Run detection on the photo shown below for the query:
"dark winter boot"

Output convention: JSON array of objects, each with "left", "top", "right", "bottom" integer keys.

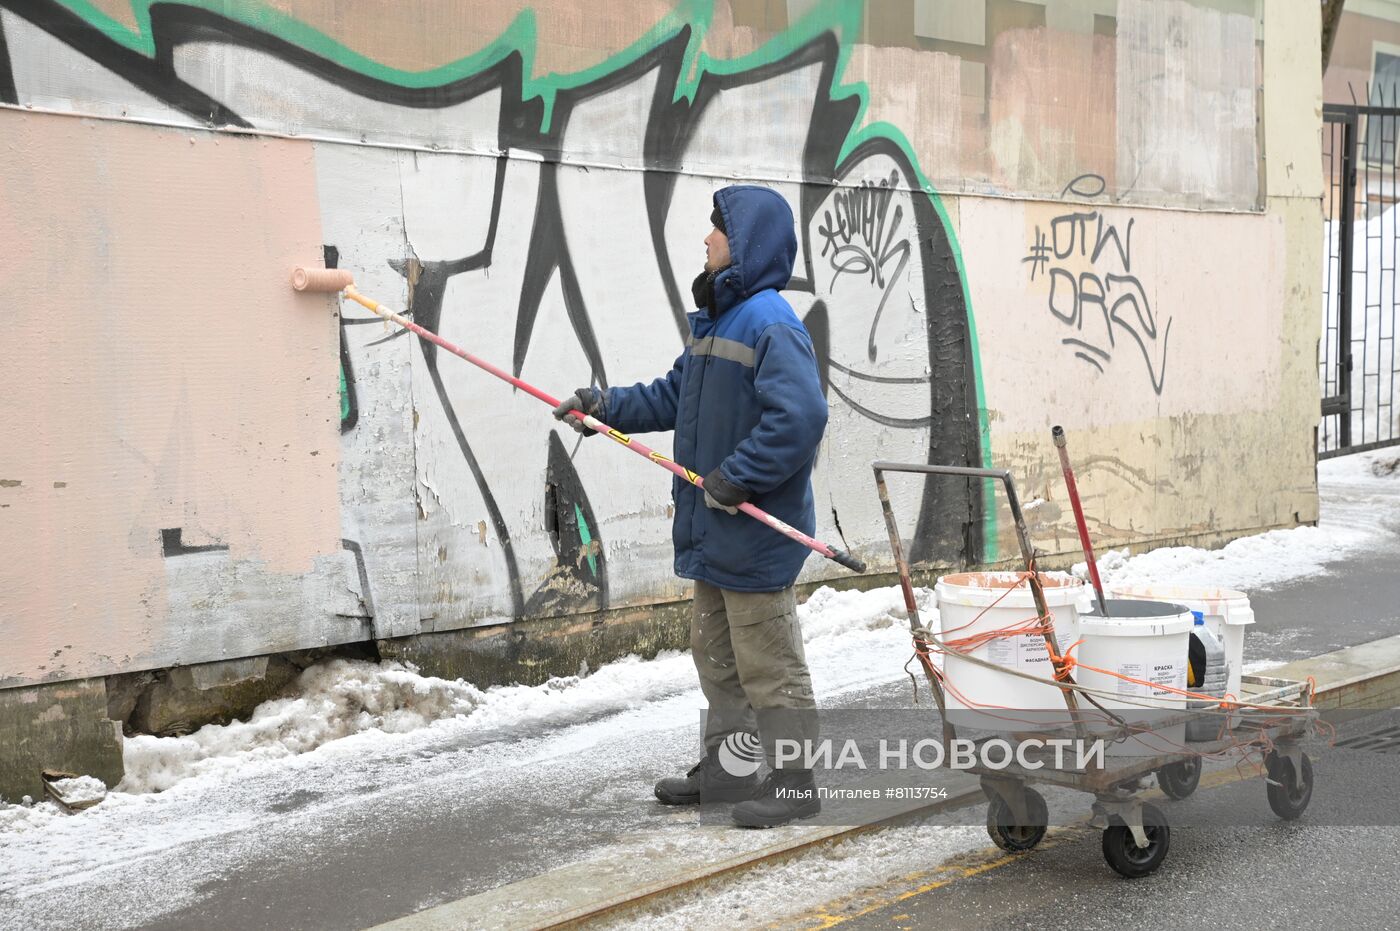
[
  {"left": 653, "top": 747, "right": 761, "bottom": 805},
  {"left": 731, "top": 768, "right": 821, "bottom": 827}
]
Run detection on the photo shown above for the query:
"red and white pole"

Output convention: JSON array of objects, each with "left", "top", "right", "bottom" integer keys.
[{"left": 292, "top": 268, "right": 866, "bottom": 574}]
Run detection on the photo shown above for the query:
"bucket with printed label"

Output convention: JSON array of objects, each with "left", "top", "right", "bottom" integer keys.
[
  {"left": 1108, "top": 583, "right": 1254, "bottom": 703},
  {"left": 1073, "top": 599, "right": 1193, "bottom": 756},
  {"left": 933, "top": 571, "right": 1089, "bottom": 728}
]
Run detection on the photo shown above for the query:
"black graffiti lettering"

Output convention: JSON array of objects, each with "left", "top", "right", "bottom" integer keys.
[
  {"left": 1025, "top": 186, "right": 1167, "bottom": 393},
  {"left": 1092, "top": 217, "right": 1133, "bottom": 272},
  {"left": 1061, "top": 173, "right": 1107, "bottom": 199},
  {"left": 1048, "top": 268, "right": 1078, "bottom": 324},
  {"left": 818, "top": 169, "right": 907, "bottom": 290},
  {"left": 1106, "top": 275, "right": 1170, "bottom": 394},
  {"left": 1023, "top": 226, "right": 1050, "bottom": 281},
  {"left": 1106, "top": 274, "right": 1156, "bottom": 339},
  {"left": 816, "top": 168, "right": 914, "bottom": 363},
  {"left": 1062, "top": 338, "right": 1110, "bottom": 373},
  {"left": 1077, "top": 272, "right": 1112, "bottom": 347},
  {"left": 1050, "top": 212, "right": 1098, "bottom": 260}
]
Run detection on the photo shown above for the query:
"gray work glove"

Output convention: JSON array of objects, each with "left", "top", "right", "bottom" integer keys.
[
  {"left": 551, "top": 387, "right": 604, "bottom": 436},
  {"left": 702, "top": 468, "right": 749, "bottom": 515}
]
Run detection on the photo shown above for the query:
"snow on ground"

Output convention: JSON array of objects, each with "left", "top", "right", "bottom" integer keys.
[
  {"left": 1083, "top": 524, "right": 1373, "bottom": 593},
  {"left": 0, "top": 585, "right": 933, "bottom": 905},
  {"left": 0, "top": 449, "right": 1395, "bottom": 930},
  {"left": 111, "top": 585, "right": 920, "bottom": 798},
  {"left": 597, "top": 823, "right": 991, "bottom": 931}
]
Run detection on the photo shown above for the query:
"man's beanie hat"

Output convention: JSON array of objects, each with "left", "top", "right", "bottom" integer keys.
[{"left": 710, "top": 204, "right": 726, "bottom": 234}]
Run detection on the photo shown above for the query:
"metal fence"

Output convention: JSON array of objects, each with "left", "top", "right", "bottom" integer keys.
[{"left": 1320, "top": 103, "right": 1400, "bottom": 458}]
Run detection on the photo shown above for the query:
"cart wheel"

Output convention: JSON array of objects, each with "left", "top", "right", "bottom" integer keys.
[
  {"left": 1101, "top": 802, "right": 1170, "bottom": 878},
  {"left": 1265, "top": 751, "right": 1314, "bottom": 820},
  {"left": 985, "top": 787, "right": 1048, "bottom": 852},
  {"left": 1155, "top": 758, "right": 1201, "bottom": 800}
]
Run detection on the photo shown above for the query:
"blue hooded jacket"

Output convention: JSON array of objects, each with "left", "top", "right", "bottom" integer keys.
[{"left": 603, "top": 186, "right": 828, "bottom": 592}]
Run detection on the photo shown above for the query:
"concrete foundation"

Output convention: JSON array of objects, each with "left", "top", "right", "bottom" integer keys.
[
  {"left": 0, "top": 677, "right": 124, "bottom": 803},
  {"left": 379, "top": 598, "right": 694, "bottom": 687}
]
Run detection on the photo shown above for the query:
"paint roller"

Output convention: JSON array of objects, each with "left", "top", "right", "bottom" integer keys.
[
  {"left": 291, "top": 267, "right": 356, "bottom": 293},
  {"left": 292, "top": 266, "right": 868, "bottom": 574}
]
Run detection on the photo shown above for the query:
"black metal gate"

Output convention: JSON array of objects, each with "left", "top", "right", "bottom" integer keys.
[{"left": 1321, "top": 103, "right": 1400, "bottom": 458}]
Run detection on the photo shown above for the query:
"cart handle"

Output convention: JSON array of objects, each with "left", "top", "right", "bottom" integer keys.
[{"left": 870, "top": 460, "right": 1081, "bottom": 719}]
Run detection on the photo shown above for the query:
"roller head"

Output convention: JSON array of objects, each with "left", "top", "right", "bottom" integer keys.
[{"left": 291, "top": 267, "right": 355, "bottom": 293}]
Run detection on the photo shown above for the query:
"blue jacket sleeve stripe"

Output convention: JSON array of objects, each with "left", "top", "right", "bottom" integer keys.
[{"left": 719, "top": 324, "right": 828, "bottom": 495}]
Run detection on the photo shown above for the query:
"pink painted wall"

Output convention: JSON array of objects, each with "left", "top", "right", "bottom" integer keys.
[{"left": 0, "top": 110, "right": 341, "bottom": 685}]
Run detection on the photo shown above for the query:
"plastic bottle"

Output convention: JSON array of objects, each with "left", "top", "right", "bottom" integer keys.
[{"left": 1186, "top": 611, "right": 1228, "bottom": 741}]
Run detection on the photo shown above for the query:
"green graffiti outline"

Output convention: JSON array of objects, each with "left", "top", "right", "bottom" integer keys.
[
  {"left": 573, "top": 503, "right": 597, "bottom": 578},
  {"left": 56, "top": 0, "right": 996, "bottom": 559},
  {"left": 338, "top": 362, "right": 350, "bottom": 424}
]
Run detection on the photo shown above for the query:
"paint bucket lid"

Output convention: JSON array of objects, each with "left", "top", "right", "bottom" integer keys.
[
  {"left": 1079, "top": 598, "right": 1194, "bottom": 637},
  {"left": 1108, "top": 583, "right": 1255, "bottom": 625},
  {"left": 935, "top": 571, "right": 1086, "bottom": 609}
]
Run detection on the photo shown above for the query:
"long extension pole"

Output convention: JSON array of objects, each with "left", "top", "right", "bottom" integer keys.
[{"left": 292, "top": 268, "right": 866, "bottom": 574}]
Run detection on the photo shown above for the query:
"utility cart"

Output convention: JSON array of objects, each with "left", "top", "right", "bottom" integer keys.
[{"left": 871, "top": 460, "right": 1318, "bottom": 877}]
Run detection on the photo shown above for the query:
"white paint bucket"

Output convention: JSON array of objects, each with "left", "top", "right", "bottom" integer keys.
[
  {"left": 933, "top": 571, "right": 1088, "bottom": 725},
  {"left": 1108, "top": 584, "right": 1254, "bottom": 701},
  {"left": 1074, "top": 599, "right": 1193, "bottom": 756}
]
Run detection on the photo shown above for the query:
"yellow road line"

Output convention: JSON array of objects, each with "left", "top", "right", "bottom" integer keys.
[{"left": 781, "top": 762, "right": 1263, "bottom": 929}]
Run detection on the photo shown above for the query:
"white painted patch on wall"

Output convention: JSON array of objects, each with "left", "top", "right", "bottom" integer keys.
[
  {"left": 1, "top": 11, "right": 195, "bottom": 124},
  {"left": 1116, "top": 0, "right": 1260, "bottom": 206},
  {"left": 171, "top": 41, "right": 504, "bottom": 152}
]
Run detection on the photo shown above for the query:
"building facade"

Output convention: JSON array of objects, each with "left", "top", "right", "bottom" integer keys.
[{"left": 0, "top": 0, "right": 1323, "bottom": 796}]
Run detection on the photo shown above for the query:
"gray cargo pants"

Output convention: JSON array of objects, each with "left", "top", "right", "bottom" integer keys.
[{"left": 692, "top": 580, "right": 818, "bottom": 769}]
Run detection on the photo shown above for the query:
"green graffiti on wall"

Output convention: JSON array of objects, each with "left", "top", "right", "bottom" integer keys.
[
  {"left": 339, "top": 363, "right": 350, "bottom": 425},
  {"left": 52, "top": 0, "right": 997, "bottom": 561}
]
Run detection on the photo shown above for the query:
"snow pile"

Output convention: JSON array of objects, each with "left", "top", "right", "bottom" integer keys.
[
  {"left": 48, "top": 776, "right": 106, "bottom": 805},
  {"left": 0, "top": 778, "right": 107, "bottom": 833},
  {"left": 0, "top": 797, "right": 57, "bottom": 833},
  {"left": 121, "top": 659, "right": 488, "bottom": 792},
  {"left": 114, "top": 651, "right": 719, "bottom": 795},
  {"left": 1322, "top": 446, "right": 1400, "bottom": 487},
  {"left": 422, "top": 651, "right": 693, "bottom": 734},
  {"left": 797, "top": 584, "right": 933, "bottom": 640},
  {"left": 1077, "top": 522, "right": 1375, "bottom": 592},
  {"left": 108, "top": 589, "right": 923, "bottom": 796}
]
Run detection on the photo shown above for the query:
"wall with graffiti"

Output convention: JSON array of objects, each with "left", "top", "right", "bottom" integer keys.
[{"left": 0, "top": 0, "right": 1322, "bottom": 689}]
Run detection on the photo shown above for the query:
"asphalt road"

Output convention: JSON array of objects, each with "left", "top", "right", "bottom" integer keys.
[
  {"left": 1249, "top": 549, "right": 1400, "bottom": 662},
  {"left": 795, "top": 710, "right": 1400, "bottom": 931}
]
